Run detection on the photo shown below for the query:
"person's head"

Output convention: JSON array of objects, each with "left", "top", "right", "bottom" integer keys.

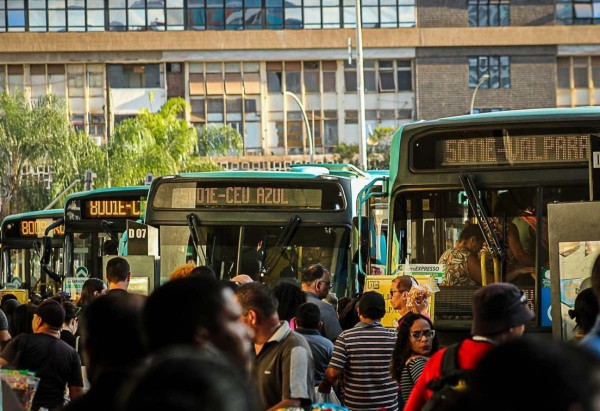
[
  {"left": 592, "top": 253, "right": 600, "bottom": 301},
  {"left": 301, "top": 263, "right": 331, "bottom": 298},
  {"left": 390, "top": 275, "right": 418, "bottom": 311},
  {"left": 1, "top": 294, "right": 18, "bottom": 306},
  {"left": 356, "top": 291, "right": 386, "bottom": 321},
  {"left": 391, "top": 312, "right": 439, "bottom": 382},
  {"left": 82, "top": 292, "right": 146, "bottom": 383},
  {"left": 78, "top": 278, "right": 107, "bottom": 307},
  {"left": 235, "top": 282, "right": 279, "bottom": 334},
  {"left": 118, "top": 347, "right": 259, "bottom": 411},
  {"left": 189, "top": 265, "right": 217, "bottom": 281},
  {"left": 106, "top": 257, "right": 131, "bottom": 286},
  {"left": 337, "top": 297, "right": 351, "bottom": 317},
  {"left": 467, "top": 337, "right": 600, "bottom": 411},
  {"left": 1, "top": 298, "right": 20, "bottom": 317},
  {"left": 103, "top": 239, "right": 119, "bottom": 256},
  {"left": 34, "top": 299, "right": 65, "bottom": 332},
  {"left": 471, "top": 283, "right": 534, "bottom": 341},
  {"left": 12, "top": 303, "right": 36, "bottom": 335},
  {"left": 272, "top": 281, "right": 306, "bottom": 322},
  {"left": 295, "top": 302, "right": 321, "bottom": 330},
  {"left": 168, "top": 263, "right": 197, "bottom": 281},
  {"left": 458, "top": 224, "right": 485, "bottom": 253},
  {"left": 143, "top": 276, "right": 252, "bottom": 371},
  {"left": 569, "top": 287, "right": 599, "bottom": 336},
  {"left": 62, "top": 301, "right": 80, "bottom": 334},
  {"left": 231, "top": 274, "right": 253, "bottom": 285}
]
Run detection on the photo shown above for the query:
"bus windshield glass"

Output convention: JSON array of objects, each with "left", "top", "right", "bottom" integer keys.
[{"left": 159, "top": 224, "right": 348, "bottom": 285}]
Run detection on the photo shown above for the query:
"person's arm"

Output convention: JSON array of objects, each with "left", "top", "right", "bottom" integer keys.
[
  {"left": 68, "top": 385, "right": 83, "bottom": 400},
  {"left": 321, "top": 303, "right": 342, "bottom": 341},
  {"left": 467, "top": 253, "right": 493, "bottom": 286},
  {"left": 506, "top": 223, "right": 535, "bottom": 267}
]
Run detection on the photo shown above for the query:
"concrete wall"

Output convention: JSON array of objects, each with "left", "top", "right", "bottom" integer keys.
[{"left": 416, "top": 46, "right": 557, "bottom": 120}]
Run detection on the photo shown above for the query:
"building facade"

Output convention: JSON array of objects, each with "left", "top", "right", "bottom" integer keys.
[{"left": 0, "top": 1, "right": 599, "bottom": 166}]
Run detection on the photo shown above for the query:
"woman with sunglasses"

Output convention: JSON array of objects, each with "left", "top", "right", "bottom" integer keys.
[{"left": 390, "top": 313, "right": 439, "bottom": 410}]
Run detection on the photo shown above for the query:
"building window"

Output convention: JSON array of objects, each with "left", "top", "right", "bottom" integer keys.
[
  {"left": 557, "top": 0, "right": 600, "bottom": 25},
  {"left": 468, "top": 0, "right": 509, "bottom": 27},
  {"left": 556, "top": 56, "right": 600, "bottom": 107},
  {"left": 345, "top": 59, "right": 413, "bottom": 93},
  {"left": 108, "top": 64, "right": 161, "bottom": 88},
  {"left": 469, "top": 56, "right": 510, "bottom": 89}
]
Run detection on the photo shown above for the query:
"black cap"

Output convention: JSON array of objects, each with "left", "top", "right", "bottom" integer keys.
[{"left": 471, "top": 283, "right": 534, "bottom": 336}]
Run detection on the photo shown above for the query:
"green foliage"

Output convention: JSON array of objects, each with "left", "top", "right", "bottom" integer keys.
[
  {"left": 106, "top": 98, "right": 197, "bottom": 186},
  {"left": 0, "top": 92, "right": 76, "bottom": 217},
  {"left": 332, "top": 125, "right": 395, "bottom": 170},
  {"left": 196, "top": 124, "right": 243, "bottom": 157}
]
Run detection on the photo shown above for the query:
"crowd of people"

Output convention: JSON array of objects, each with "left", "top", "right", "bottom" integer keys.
[{"left": 0, "top": 252, "right": 599, "bottom": 411}]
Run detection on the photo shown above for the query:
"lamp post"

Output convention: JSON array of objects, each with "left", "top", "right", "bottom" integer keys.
[
  {"left": 284, "top": 91, "right": 314, "bottom": 162},
  {"left": 355, "top": 0, "right": 367, "bottom": 170},
  {"left": 469, "top": 74, "right": 490, "bottom": 115}
]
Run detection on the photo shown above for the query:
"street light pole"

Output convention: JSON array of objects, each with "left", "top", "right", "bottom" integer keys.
[
  {"left": 355, "top": 0, "right": 367, "bottom": 170},
  {"left": 469, "top": 74, "right": 490, "bottom": 115},
  {"left": 284, "top": 91, "right": 314, "bottom": 162}
]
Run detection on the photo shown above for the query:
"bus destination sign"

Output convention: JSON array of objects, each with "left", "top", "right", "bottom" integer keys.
[
  {"left": 196, "top": 186, "right": 322, "bottom": 208},
  {"left": 3, "top": 218, "right": 64, "bottom": 239},
  {"left": 441, "top": 135, "right": 589, "bottom": 167},
  {"left": 83, "top": 200, "right": 142, "bottom": 219}
]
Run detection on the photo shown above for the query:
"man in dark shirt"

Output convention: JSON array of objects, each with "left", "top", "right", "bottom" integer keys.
[
  {"left": 0, "top": 299, "right": 83, "bottom": 411},
  {"left": 300, "top": 264, "right": 342, "bottom": 341},
  {"left": 106, "top": 256, "right": 130, "bottom": 294},
  {"left": 294, "top": 302, "right": 333, "bottom": 385}
]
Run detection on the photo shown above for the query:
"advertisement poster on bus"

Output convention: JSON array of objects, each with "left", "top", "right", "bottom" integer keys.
[
  {"left": 364, "top": 274, "right": 437, "bottom": 329},
  {"left": 558, "top": 241, "right": 600, "bottom": 340}
]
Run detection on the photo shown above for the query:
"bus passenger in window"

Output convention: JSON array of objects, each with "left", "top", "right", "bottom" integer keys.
[{"left": 438, "top": 224, "right": 486, "bottom": 286}]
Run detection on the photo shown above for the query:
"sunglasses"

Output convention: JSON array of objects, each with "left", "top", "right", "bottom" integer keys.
[{"left": 409, "top": 329, "right": 435, "bottom": 340}]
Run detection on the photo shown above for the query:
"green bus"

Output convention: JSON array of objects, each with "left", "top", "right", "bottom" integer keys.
[
  {"left": 60, "top": 186, "right": 149, "bottom": 279},
  {"left": 145, "top": 164, "right": 383, "bottom": 296},
  {"left": 386, "top": 107, "right": 597, "bottom": 341},
  {"left": 1, "top": 209, "right": 65, "bottom": 293}
]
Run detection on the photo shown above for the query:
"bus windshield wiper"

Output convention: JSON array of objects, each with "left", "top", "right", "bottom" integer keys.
[
  {"left": 263, "top": 215, "right": 302, "bottom": 276},
  {"left": 186, "top": 213, "right": 209, "bottom": 267},
  {"left": 459, "top": 173, "right": 505, "bottom": 259}
]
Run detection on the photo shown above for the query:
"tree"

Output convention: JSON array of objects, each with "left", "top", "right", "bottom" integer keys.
[
  {"left": 0, "top": 92, "right": 72, "bottom": 219},
  {"left": 182, "top": 124, "right": 243, "bottom": 173},
  {"left": 105, "top": 98, "right": 198, "bottom": 187},
  {"left": 332, "top": 125, "right": 396, "bottom": 170},
  {"left": 106, "top": 99, "right": 244, "bottom": 185}
]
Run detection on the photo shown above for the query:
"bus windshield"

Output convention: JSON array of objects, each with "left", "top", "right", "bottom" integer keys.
[{"left": 160, "top": 224, "right": 348, "bottom": 286}]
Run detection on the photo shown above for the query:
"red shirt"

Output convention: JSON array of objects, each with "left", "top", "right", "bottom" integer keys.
[{"left": 403, "top": 338, "right": 494, "bottom": 411}]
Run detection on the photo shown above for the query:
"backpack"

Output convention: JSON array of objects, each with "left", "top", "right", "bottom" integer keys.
[
  {"left": 338, "top": 294, "right": 361, "bottom": 330},
  {"left": 422, "top": 342, "right": 471, "bottom": 411}
]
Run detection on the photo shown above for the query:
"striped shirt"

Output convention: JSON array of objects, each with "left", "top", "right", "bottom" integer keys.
[
  {"left": 399, "top": 356, "right": 427, "bottom": 408},
  {"left": 329, "top": 322, "right": 399, "bottom": 411}
]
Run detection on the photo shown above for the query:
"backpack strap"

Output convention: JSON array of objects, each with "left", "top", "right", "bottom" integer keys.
[{"left": 440, "top": 342, "right": 462, "bottom": 375}]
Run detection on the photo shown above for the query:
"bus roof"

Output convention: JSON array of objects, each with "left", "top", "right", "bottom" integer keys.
[
  {"left": 2, "top": 209, "right": 63, "bottom": 224},
  {"left": 407, "top": 106, "right": 600, "bottom": 129},
  {"left": 64, "top": 185, "right": 149, "bottom": 204}
]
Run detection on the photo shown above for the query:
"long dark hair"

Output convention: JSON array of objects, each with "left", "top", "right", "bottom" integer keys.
[
  {"left": 390, "top": 312, "right": 439, "bottom": 382},
  {"left": 272, "top": 282, "right": 306, "bottom": 322},
  {"left": 77, "top": 278, "right": 106, "bottom": 308}
]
